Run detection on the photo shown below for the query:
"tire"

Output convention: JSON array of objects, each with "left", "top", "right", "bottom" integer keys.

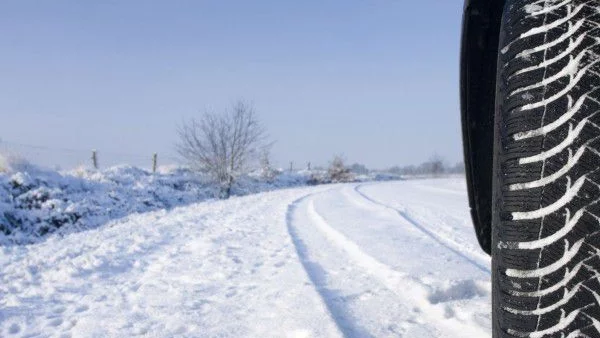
[{"left": 493, "top": 1, "right": 600, "bottom": 337}]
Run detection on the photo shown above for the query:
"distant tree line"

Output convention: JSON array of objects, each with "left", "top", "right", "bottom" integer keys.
[
  {"left": 316, "top": 154, "right": 465, "bottom": 182},
  {"left": 386, "top": 156, "right": 465, "bottom": 176},
  {"left": 342, "top": 155, "right": 466, "bottom": 177}
]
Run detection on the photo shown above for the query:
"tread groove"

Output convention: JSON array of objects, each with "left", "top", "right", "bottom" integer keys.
[{"left": 494, "top": 1, "right": 600, "bottom": 336}]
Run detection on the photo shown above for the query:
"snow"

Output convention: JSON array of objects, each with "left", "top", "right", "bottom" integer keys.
[
  {"left": 0, "top": 177, "right": 491, "bottom": 337},
  {"left": 524, "top": 3, "right": 544, "bottom": 14},
  {"left": 0, "top": 161, "right": 329, "bottom": 245},
  {"left": 0, "top": 158, "right": 401, "bottom": 246}
]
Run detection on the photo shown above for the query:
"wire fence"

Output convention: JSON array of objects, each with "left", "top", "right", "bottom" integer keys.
[
  {"left": 0, "top": 139, "right": 315, "bottom": 174},
  {"left": 0, "top": 139, "right": 462, "bottom": 175},
  {"left": 0, "top": 139, "right": 181, "bottom": 171}
]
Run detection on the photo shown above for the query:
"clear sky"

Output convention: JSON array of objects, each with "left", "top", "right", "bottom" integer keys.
[{"left": 0, "top": 0, "right": 464, "bottom": 170}]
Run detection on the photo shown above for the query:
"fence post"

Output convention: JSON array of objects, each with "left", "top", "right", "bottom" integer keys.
[
  {"left": 91, "top": 150, "right": 98, "bottom": 169},
  {"left": 307, "top": 162, "right": 311, "bottom": 171},
  {"left": 289, "top": 161, "right": 293, "bottom": 172},
  {"left": 152, "top": 153, "right": 158, "bottom": 173}
]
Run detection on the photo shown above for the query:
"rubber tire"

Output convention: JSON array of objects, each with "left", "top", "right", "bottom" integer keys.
[{"left": 493, "top": 1, "right": 600, "bottom": 337}]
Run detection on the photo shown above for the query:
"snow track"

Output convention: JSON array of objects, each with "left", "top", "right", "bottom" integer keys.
[
  {"left": 286, "top": 180, "right": 490, "bottom": 337},
  {"left": 352, "top": 184, "right": 490, "bottom": 274},
  {"left": 0, "top": 178, "right": 490, "bottom": 337}
]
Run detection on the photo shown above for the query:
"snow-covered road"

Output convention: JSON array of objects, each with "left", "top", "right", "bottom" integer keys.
[{"left": 0, "top": 179, "right": 491, "bottom": 337}]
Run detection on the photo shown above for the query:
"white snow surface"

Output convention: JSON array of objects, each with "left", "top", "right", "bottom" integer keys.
[
  {"left": 0, "top": 162, "right": 332, "bottom": 245},
  {"left": 0, "top": 178, "right": 491, "bottom": 337}
]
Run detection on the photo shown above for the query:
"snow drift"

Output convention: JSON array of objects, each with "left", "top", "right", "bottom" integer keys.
[
  {"left": 0, "top": 156, "right": 399, "bottom": 245},
  {"left": 0, "top": 161, "right": 316, "bottom": 245}
]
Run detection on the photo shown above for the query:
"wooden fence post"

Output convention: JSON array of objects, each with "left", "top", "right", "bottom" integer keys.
[
  {"left": 152, "top": 153, "right": 158, "bottom": 173},
  {"left": 91, "top": 150, "right": 98, "bottom": 169}
]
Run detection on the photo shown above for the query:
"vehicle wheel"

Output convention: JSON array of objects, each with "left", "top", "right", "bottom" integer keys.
[{"left": 493, "top": 0, "right": 600, "bottom": 337}]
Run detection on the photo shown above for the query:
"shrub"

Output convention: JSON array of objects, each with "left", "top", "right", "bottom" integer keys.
[{"left": 327, "top": 155, "right": 354, "bottom": 183}]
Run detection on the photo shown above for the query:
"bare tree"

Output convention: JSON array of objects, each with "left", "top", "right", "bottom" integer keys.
[
  {"left": 418, "top": 154, "right": 445, "bottom": 176},
  {"left": 349, "top": 163, "right": 369, "bottom": 175},
  {"left": 449, "top": 161, "right": 465, "bottom": 174},
  {"left": 429, "top": 154, "right": 445, "bottom": 176},
  {"left": 177, "top": 101, "right": 269, "bottom": 198},
  {"left": 328, "top": 155, "right": 354, "bottom": 183}
]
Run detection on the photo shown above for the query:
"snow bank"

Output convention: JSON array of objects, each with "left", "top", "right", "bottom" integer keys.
[
  {"left": 0, "top": 162, "right": 316, "bottom": 245},
  {"left": 0, "top": 155, "right": 403, "bottom": 246}
]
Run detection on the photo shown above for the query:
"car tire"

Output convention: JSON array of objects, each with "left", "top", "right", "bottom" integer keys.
[{"left": 493, "top": 0, "right": 600, "bottom": 337}]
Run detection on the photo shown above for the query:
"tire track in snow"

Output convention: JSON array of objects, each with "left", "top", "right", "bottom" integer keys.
[
  {"left": 353, "top": 184, "right": 491, "bottom": 275},
  {"left": 300, "top": 195, "right": 487, "bottom": 337},
  {"left": 285, "top": 192, "right": 370, "bottom": 338}
]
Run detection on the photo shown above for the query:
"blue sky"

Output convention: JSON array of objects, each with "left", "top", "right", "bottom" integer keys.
[{"left": 0, "top": 1, "right": 464, "bottom": 170}]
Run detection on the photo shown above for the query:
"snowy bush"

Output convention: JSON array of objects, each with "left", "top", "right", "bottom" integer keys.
[
  {"left": 305, "top": 171, "right": 328, "bottom": 185},
  {"left": 259, "top": 150, "right": 279, "bottom": 182},
  {"left": 0, "top": 165, "right": 215, "bottom": 245},
  {"left": 327, "top": 155, "right": 354, "bottom": 183},
  {"left": 0, "top": 154, "right": 6, "bottom": 173},
  {"left": 0, "top": 155, "right": 402, "bottom": 245},
  {"left": 0, "top": 163, "right": 316, "bottom": 245}
]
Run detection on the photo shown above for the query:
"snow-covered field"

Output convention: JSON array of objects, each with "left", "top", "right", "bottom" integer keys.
[{"left": 0, "top": 178, "right": 491, "bottom": 337}]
